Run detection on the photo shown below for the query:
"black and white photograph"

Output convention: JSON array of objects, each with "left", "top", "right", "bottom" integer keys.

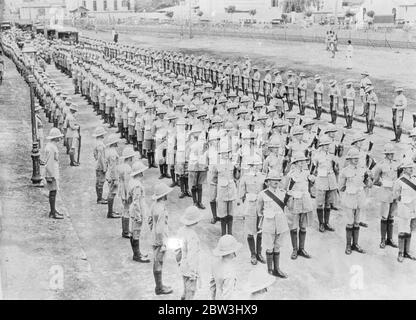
[{"left": 0, "top": 0, "right": 416, "bottom": 303}]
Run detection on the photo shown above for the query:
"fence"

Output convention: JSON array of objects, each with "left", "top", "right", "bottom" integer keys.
[{"left": 82, "top": 21, "right": 416, "bottom": 50}]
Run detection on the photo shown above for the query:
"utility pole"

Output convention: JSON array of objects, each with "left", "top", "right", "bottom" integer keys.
[{"left": 189, "top": 0, "right": 193, "bottom": 39}]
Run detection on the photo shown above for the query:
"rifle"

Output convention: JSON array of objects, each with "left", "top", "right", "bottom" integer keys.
[
  {"left": 297, "top": 88, "right": 302, "bottom": 113},
  {"left": 77, "top": 126, "right": 81, "bottom": 164},
  {"left": 284, "top": 178, "right": 296, "bottom": 205},
  {"left": 335, "top": 132, "right": 346, "bottom": 157},
  {"left": 413, "top": 114, "right": 416, "bottom": 128},
  {"left": 366, "top": 141, "right": 375, "bottom": 169},
  {"left": 309, "top": 127, "right": 321, "bottom": 149},
  {"left": 308, "top": 163, "right": 316, "bottom": 197}
]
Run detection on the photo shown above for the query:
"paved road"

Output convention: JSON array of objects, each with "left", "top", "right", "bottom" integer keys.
[{"left": 1, "top": 56, "right": 416, "bottom": 299}]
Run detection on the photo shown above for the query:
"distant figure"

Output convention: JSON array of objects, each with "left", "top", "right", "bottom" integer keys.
[
  {"left": 111, "top": 27, "right": 118, "bottom": 43},
  {"left": 346, "top": 40, "right": 353, "bottom": 69}
]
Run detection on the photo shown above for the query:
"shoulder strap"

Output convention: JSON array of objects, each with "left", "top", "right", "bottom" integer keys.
[
  {"left": 400, "top": 177, "right": 416, "bottom": 191},
  {"left": 264, "top": 189, "right": 286, "bottom": 211}
]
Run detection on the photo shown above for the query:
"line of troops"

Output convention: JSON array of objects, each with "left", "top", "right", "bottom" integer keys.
[{"left": 3, "top": 30, "right": 416, "bottom": 299}]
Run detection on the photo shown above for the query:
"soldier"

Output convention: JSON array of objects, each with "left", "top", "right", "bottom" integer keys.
[
  {"left": 127, "top": 160, "right": 151, "bottom": 263},
  {"left": 252, "top": 66, "right": 261, "bottom": 101},
  {"left": 105, "top": 133, "right": 122, "bottom": 219},
  {"left": 176, "top": 118, "right": 192, "bottom": 199},
  {"left": 188, "top": 125, "right": 208, "bottom": 209},
  {"left": 313, "top": 75, "right": 324, "bottom": 120},
  {"left": 311, "top": 137, "right": 337, "bottom": 232},
  {"left": 149, "top": 183, "right": 174, "bottom": 295},
  {"left": 118, "top": 146, "right": 137, "bottom": 238},
  {"left": 271, "top": 79, "right": 286, "bottom": 117},
  {"left": 210, "top": 235, "right": 241, "bottom": 300},
  {"left": 391, "top": 87, "right": 407, "bottom": 143},
  {"left": 328, "top": 80, "right": 341, "bottom": 124},
  {"left": 143, "top": 104, "right": 157, "bottom": 168},
  {"left": 339, "top": 148, "right": 367, "bottom": 255},
  {"left": 175, "top": 206, "right": 202, "bottom": 300},
  {"left": 343, "top": 79, "right": 355, "bottom": 129},
  {"left": 359, "top": 71, "right": 372, "bottom": 116},
  {"left": 263, "top": 137, "right": 284, "bottom": 175},
  {"left": 66, "top": 104, "right": 80, "bottom": 167},
  {"left": 393, "top": 160, "right": 416, "bottom": 262},
  {"left": 231, "top": 62, "right": 240, "bottom": 95},
  {"left": 364, "top": 86, "right": 377, "bottom": 135},
  {"left": 166, "top": 113, "right": 178, "bottom": 187},
  {"left": 373, "top": 143, "right": 399, "bottom": 249},
  {"left": 154, "top": 106, "right": 169, "bottom": 179},
  {"left": 44, "top": 128, "right": 64, "bottom": 220},
  {"left": 297, "top": 73, "right": 307, "bottom": 115},
  {"left": 263, "top": 68, "right": 272, "bottom": 105},
  {"left": 239, "top": 155, "right": 266, "bottom": 265},
  {"left": 211, "top": 142, "right": 237, "bottom": 235},
  {"left": 285, "top": 153, "right": 314, "bottom": 260},
  {"left": 257, "top": 170, "right": 289, "bottom": 278},
  {"left": 93, "top": 126, "right": 108, "bottom": 205},
  {"left": 285, "top": 70, "right": 296, "bottom": 112}
]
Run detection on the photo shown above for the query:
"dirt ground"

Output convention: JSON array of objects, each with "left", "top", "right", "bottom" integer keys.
[
  {"left": 84, "top": 29, "right": 416, "bottom": 131},
  {"left": 1, "top": 41, "right": 416, "bottom": 300}
]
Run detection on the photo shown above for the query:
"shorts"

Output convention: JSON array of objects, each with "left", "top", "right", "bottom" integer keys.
[
  {"left": 96, "top": 170, "right": 106, "bottom": 186},
  {"left": 121, "top": 199, "right": 130, "bottom": 218},
  {"left": 379, "top": 201, "right": 397, "bottom": 219},
  {"left": 244, "top": 215, "right": 258, "bottom": 236},
  {"left": 344, "top": 208, "right": 361, "bottom": 226},
  {"left": 188, "top": 171, "right": 207, "bottom": 186},
  {"left": 153, "top": 245, "right": 166, "bottom": 272},
  {"left": 286, "top": 212, "right": 312, "bottom": 230},
  {"left": 217, "top": 200, "right": 234, "bottom": 219},
  {"left": 130, "top": 219, "right": 142, "bottom": 240},
  {"left": 45, "top": 177, "right": 58, "bottom": 191},
  {"left": 108, "top": 179, "right": 118, "bottom": 196},
  {"left": 263, "top": 232, "right": 282, "bottom": 252},
  {"left": 315, "top": 189, "right": 337, "bottom": 209},
  {"left": 143, "top": 139, "right": 155, "bottom": 151}
]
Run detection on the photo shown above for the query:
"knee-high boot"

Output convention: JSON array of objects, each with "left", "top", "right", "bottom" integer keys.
[
  {"left": 380, "top": 219, "right": 388, "bottom": 248},
  {"left": 290, "top": 229, "right": 298, "bottom": 259},
  {"left": 247, "top": 235, "right": 257, "bottom": 265},
  {"left": 209, "top": 201, "right": 217, "bottom": 224},
  {"left": 386, "top": 218, "right": 398, "bottom": 248},
  {"left": 272, "top": 251, "right": 287, "bottom": 278},
  {"left": 220, "top": 217, "right": 227, "bottom": 236},
  {"left": 324, "top": 208, "right": 335, "bottom": 231},
  {"left": 404, "top": 233, "right": 416, "bottom": 260},
  {"left": 317, "top": 208, "right": 325, "bottom": 232},
  {"left": 298, "top": 230, "right": 311, "bottom": 258},
  {"left": 122, "top": 217, "right": 130, "bottom": 238},
  {"left": 256, "top": 233, "right": 265, "bottom": 263},
  {"left": 351, "top": 226, "right": 365, "bottom": 253},
  {"left": 227, "top": 215, "right": 233, "bottom": 235},
  {"left": 266, "top": 251, "right": 274, "bottom": 275},
  {"left": 398, "top": 232, "right": 406, "bottom": 262},
  {"left": 169, "top": 168, "right": 177, "bottom": 187}
]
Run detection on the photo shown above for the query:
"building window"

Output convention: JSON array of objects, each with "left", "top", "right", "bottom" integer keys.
[
  {"left": 114, "top": 0, "right": 118, "bottom": 10},
  {"left": 104, "top": 0, "right": 108, "bottom": 10},
  {"left": 271, "top": 0, "right": 278, "bottom": 7},
  {"left": 93, "top": 0, "right": 97, "bottom": 11},
  {"left": 122, "top": 0, "right": 130, "bottom": 10}
]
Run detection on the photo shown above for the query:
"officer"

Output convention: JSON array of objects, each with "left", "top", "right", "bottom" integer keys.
[
  {"left": 328, "top": 80, "right": 341, "bottom": 124},
  {"left": 44, "top": 128, "right": 64, "bottom": 220},
  {"left": 93, "top": 126, "right": 108, "bottom": 205},
  {"left": 210, "top": 235, "right": 241, "bottom": 300},
  {"left": 66, "top": 104, "right": 80, "bottom": 167},
  {"left": 339, "top": 148, "right": 367, "bottom": 255},
  {"left": 263, "top": 136, "right": 284, "bottom": 174},
  {"left": 311, "top": 137, "right": 337, "bottom": 232},
  {"left": 372, "top": 143, "right": 399, "bottom": 249},
  {"left": 175, "top": 206, "right": 202, "bottom": 300},
  {"left": 393, "top": 160, "right": 416, "bottom": 262},
  {"left": 211, "top": 141, "right": 237, "bottom": 235},
  {"left": 257, "top": 170, "right": 289, "bottom": 278},
  {"left": 285, "top": 153, "right": 314, "bottom": 260},
  {"left": 313, "top": 75, "right": 324, "bottom": 120},
  {"left": 364, "top": 86, "right": 377, "bottom": 135},
  {"left": 166, "top": 113, "right": 178, "bottom": 187},
  {"left": 239, "top": 155, "right": 266, "bottom": 265},
  {"left": 149, "top": 183, "right": 174, "bottom": 295},
  {"left": 127, "top": 160, "right": 151, "bottom": 263},
  {"left": 391, "top": 87, "right": 407, "bottom": 143}
]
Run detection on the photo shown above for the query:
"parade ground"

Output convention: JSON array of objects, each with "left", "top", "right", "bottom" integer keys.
[{"left": 1, "top": 29, "right": 416, "bottom": 300}]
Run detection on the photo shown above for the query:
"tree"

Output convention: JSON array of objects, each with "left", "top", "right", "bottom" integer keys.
[
  {"left": 249, "top": 9, "right": 256, "bottom": 16},
  {"left": 197, "top": 10, "right": 203, "bottom": 17},
  {"left": 345, "top": 10, "right": 356, "bottom": 18},
  {"left": 366, "top": 10, "right": 375, "bottom": 18},
  {"left": 165, "top": 11, "right": 173, "bottom": 18},
  {"left": 225, "top": 5, "right": 236, "bottom": 14}
]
